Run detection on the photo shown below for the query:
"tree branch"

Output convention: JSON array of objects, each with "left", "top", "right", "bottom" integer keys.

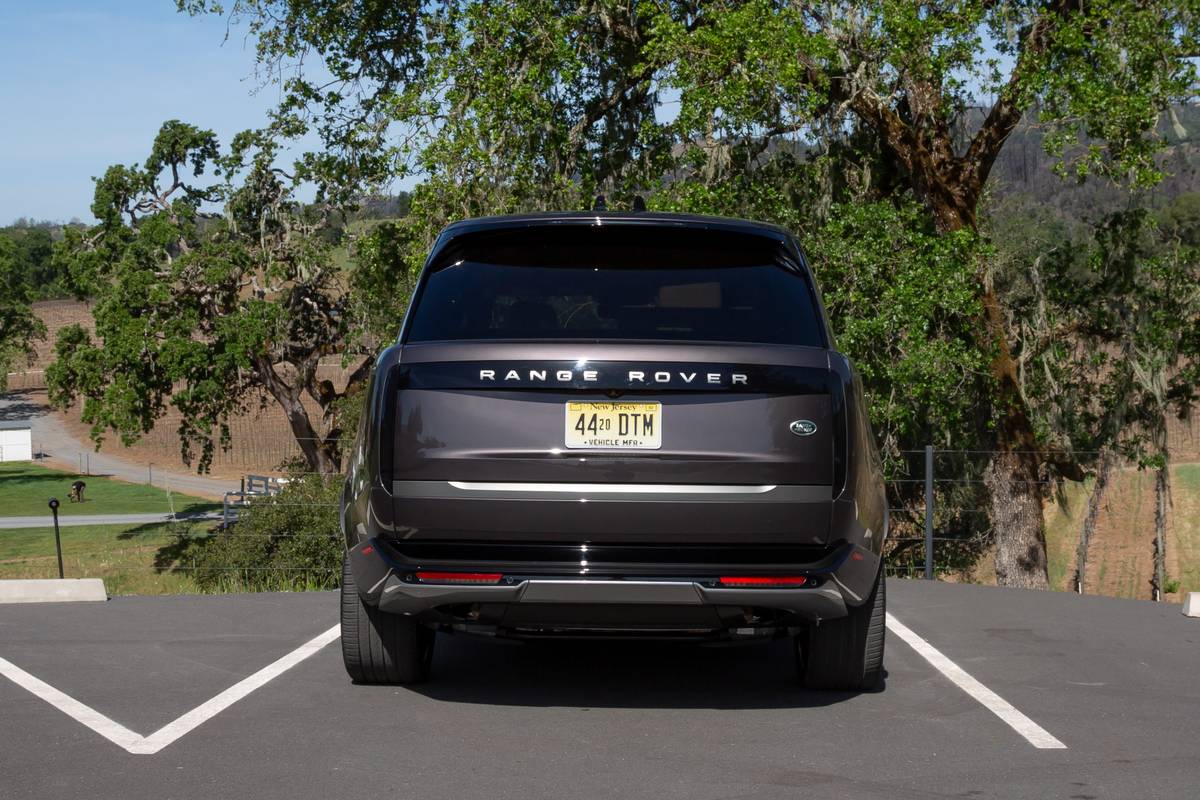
[{"left": 963, "top": 0, "right": 1076, "bottom": 191}]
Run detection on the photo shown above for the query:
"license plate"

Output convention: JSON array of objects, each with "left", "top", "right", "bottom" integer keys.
[{"left": 564, "top": 402, "right": 662, "bottom": 449}]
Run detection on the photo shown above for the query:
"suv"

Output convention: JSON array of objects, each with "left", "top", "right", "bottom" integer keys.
[{"left": 340, "top": 212, "right": 887, "bottom": 690}]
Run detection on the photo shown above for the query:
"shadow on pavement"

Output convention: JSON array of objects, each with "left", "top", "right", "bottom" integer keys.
[
  {"left": 0, "top": 389, "right": 48, "bottom": 421},
  {"left": 409, "top": 633, "right": 884, "bottom": 710}
]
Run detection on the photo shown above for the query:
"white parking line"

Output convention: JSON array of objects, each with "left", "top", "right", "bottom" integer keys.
[
  {"left": 4, "top": 616, "right": 1067, "bottom": 754},
  {"left": 0, "top": 624, "right": 340, "bottom": 755},
  {"left": 0, "top": 654, "right": 145, "bottom": 752},
  {"left": 887, "top": 612, "right": 1067, "bottom": 749}
]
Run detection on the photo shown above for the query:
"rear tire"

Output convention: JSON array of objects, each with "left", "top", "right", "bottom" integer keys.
[
  {"left": 798, "top": 567, "right": 885, "bottom": 691},
  {"left": 341, "top": 553, "right": 434, "bottom": 684}
]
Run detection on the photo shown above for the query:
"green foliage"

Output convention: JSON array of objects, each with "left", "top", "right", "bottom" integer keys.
[
  {"left": 47, "top": 120, "right": 368, "bottom": 474},
  {"left": 184, "top": 2, "right": 1199, "bottom": 230},
  {"left": 181, "top": 0, "right": 1200, "bottom": 330},
  {"left": 808, "top": 202, "right": 991, "bottom": 460},
  {"left": 1158, "top": 192, "right": 1200, "bottom": 248},
  {"left": 647, "top": 167, "right": 992, "bottom": 465},
  {"left": 0, "top": 226, "right": 68, "bottom": 298},
  {"left": 651, "top": 0, "right": 1199, "bottom": 197},
  {"left": 994, "top": 204, "right": 1200, "bottom": 469},
  {"left": 187, "top": 472, "right": 341, "bottom": 592},
  {"left": 0, "top": 234, "right": 46, "bottom": 390},
  {"left": 811, "top": 202, "right": 997, "bottom": 572},
  {"left": 345, "top": 218, "right": 423, "bottom": 348}
]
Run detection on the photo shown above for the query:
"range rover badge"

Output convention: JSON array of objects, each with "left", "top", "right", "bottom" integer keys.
[{"left": 789, "top": 420, "right": 818, "bottom": 437}]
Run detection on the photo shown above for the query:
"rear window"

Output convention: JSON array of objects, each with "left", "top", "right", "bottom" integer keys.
[{"left": 404, "top": 226, "right": 826, "bottom": 346}]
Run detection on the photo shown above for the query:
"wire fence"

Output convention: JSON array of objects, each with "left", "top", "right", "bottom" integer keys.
[{"left": 3, "top": 369, "right": 46, "bottom": 391}]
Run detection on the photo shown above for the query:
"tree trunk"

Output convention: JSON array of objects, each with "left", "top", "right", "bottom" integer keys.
[
  {"left": 863, "top": 80, "right": 1058, "bottom": 588},
  {"left": 1152, "top": 466, "right": 1169, "bottom": 601},
  {"left": 977, "top": 274, "right": 1052, "bottom": 588},
  {"left": 256, "top": 357, "right": 341, "bottom": 477},
  {"left": 983, "top": 449, "right": 1049, "bottom": 589},
  {"left": 280, "top": 394, "right": 340, "bottom": 477},
  {"left": 913, "top": 162, "right": 1056, "bottom": 588},
  {"left": 908, "top": 151, "right": 979, "bottom": 232},
  {"left": 1074, "top": 450, "right": 1112, "bottom": 594}
]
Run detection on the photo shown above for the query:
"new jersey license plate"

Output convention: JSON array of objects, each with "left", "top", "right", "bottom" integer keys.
[{"left": 564, "top": 401, "right": 662, "bottom": 449}]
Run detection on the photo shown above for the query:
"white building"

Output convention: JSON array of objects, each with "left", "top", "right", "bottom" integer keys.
[{"left": 0, "top": 421, "right": 33, "bottom": 462}]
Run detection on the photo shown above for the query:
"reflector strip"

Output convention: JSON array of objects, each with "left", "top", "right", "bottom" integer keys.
[
  {"left": 415, "top": 571, "right": 503, "bottom": 585},
  {"left": 718, "top": 576, "right": 809, "bottom": 587}
]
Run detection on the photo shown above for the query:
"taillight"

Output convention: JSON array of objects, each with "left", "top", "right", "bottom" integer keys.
[
  {"left": 718, "top": 575, "right": 810, "bottom": 587},
  {"left": 415, "top": 571, "right": 503, "bottom": 585}
]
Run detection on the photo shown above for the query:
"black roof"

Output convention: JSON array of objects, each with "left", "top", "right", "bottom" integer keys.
[
  {"left": 437, "top": 211, "right": 794, "bottom": 243},
  {"left": 423, "top": 212, "right": 809, "bottom": 276}
]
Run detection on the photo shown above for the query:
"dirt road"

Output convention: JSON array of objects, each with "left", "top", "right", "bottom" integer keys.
[{"left": 0, "top": 391, "right": 238, "bottom": 499}]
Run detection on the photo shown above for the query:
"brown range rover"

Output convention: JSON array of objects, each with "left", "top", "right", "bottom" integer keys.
[{"left": 340, "top": 212, "right": 888, "bottom": 690}]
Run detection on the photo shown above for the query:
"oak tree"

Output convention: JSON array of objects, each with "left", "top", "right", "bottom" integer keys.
[
  {"left": 0, "top": 235, "right": 46, "bottom": 391},
  {"left": 48, "top": 121, "right": 367, "bottom": 475},
  {"left": 182, "top": 0, "right": 1198, "bottom": 585}
]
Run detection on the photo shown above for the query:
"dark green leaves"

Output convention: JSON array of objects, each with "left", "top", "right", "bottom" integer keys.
[
  {"left": 0, "top": 235, "right": 47, "bottom": 391},
  {"left": 49, "top": 120, "right": 353, "bottom": 474}
]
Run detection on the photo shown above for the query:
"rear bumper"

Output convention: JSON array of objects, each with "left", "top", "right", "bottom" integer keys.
[
  {"left": 347, "top": 536, "right": 879, "bottom": 631},
  {"left": 375, "top": 575, "right": 847, "bottom": 620}
]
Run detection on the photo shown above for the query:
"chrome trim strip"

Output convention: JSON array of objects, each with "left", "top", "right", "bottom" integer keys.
[
  {"left": 391, "top": 480, "right": 831, "bottom": 504},
  {"left": 447, "top": 481, "right": 776, "bottom": 495}
]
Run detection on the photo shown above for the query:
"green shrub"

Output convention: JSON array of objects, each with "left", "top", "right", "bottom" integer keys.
[{"left": 189, "top": 473, "right": 342, "bottom": 592}]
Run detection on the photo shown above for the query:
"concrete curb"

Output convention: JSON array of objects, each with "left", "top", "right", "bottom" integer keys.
[
  {"left": 1183, "top": 593, "right": 1200, "bottom": 618},
  {"left": 0, "top": 579, "right": 108, "bottom": 604}
]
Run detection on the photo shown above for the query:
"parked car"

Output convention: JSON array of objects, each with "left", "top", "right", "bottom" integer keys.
[{"left": 341, "top": 211, "right": 887, "bottom": 689}]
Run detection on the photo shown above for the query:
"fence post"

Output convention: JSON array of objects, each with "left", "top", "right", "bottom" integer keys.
[{"left": 924, "top": 444, "right": 934, "bottom": 580}]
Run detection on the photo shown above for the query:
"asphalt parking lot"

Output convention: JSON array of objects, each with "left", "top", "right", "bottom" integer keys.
[{"left": 1, "top": 581, "right": 1197, "bottom": 800}]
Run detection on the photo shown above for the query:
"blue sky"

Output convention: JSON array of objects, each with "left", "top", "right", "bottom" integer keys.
[{"left": 0, "top": 2, "right": 291, "bottom": 224}]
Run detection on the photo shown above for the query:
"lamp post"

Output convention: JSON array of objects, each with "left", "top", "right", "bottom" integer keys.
[{"left": 48, "top": 497, "right": 64, "bottom": 579}]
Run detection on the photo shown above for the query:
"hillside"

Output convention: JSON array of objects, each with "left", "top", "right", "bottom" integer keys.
[
  {"left": 8, "top": 299, "right": 345, "bottom": 478},
  {"left": 1045, "top": 460, "right": 1200, "bottom": 601},
  {"left": 984, "top": 104, "right": 1200, "bottom": 225}
]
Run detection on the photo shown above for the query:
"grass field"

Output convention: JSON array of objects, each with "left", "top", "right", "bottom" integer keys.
[
  {"left": 1044, "top": 462, "right": 1198, "bottom": 600},
  {"left": 0, "top": 462, "right": 221, "bottom": 594},
  {"left": 0, "top": 521, "right": 204, "bottom": 595},
  {"left": 0, "top": 462, "right": 219, "bottom": 517},
  {"left": 1043, "top": 479, "right": 1088, "bottom": 592},
  {"left": 1171, "top": 464, "right": 1200, "bottom": 595}
]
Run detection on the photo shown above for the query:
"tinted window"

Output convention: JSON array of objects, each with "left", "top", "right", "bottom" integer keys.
[{"left": 405, "top": 227, "right": 826, "bottom": 346}]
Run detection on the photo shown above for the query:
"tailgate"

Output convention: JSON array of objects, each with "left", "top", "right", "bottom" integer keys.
[{"left": 384, "top": 344, "right": 839, "bottom": 546}]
